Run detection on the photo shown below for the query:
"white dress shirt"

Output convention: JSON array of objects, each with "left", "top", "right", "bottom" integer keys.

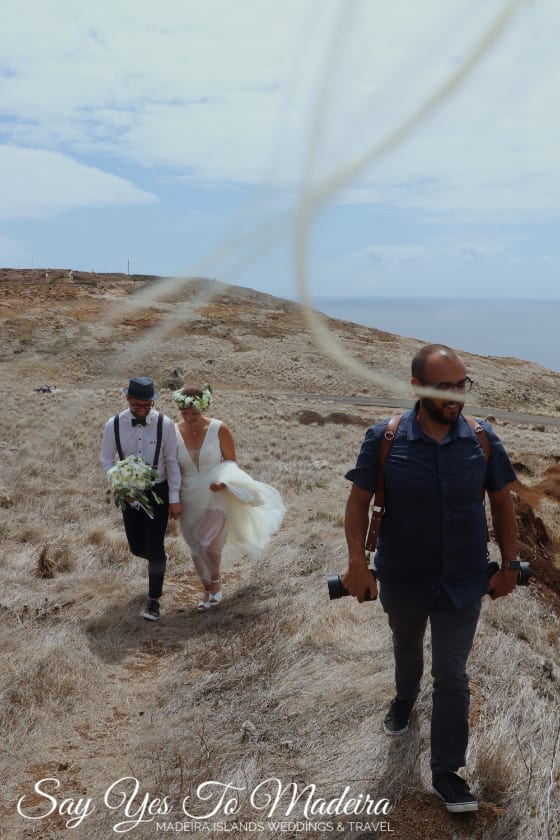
[{"left": 101, "top": 408, "right": 181, "bottom": 503}]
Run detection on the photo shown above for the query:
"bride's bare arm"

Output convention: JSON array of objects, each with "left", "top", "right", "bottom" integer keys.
[
  {"left": 218, "top": 422, "right": 237, "bottom": 462},
  {"left": 210, "top": 422, "right": 237, "bottom": 491}
]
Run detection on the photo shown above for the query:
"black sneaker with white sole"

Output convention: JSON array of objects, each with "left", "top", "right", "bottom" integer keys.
[
  {"left": 142, "top": 599, "right": 160, "bottom": 621},
  {"left": 432, "top": 772, "right": 478, "bottom": 813},
  {"left": 383, "top": 696, "right": 414, "bottom": 734}
]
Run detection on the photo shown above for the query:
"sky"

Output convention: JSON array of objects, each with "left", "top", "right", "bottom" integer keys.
[{"left": 1, "top": 0, "right": 560, "bottom": 303}]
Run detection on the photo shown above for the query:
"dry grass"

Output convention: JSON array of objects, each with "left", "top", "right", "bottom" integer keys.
[{"left": 1, "top": 276, "right": 560, "bottom": 839}]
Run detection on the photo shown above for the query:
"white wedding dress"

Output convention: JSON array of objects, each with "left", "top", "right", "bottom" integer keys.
[{"left": 176, "top": 419, "right": 285, "bottom": 579}]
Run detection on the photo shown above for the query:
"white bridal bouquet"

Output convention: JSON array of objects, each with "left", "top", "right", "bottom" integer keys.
[{"left": 106, "top": 455, "right": 163, "bottom": 518}]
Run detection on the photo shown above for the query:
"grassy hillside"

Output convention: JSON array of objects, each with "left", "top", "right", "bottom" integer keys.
[{"left": 1, "top": 273, "right": 559, "bottom": 839}]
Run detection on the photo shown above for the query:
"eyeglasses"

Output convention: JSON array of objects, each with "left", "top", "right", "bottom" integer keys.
[
  {"left": 129, "top": 400, "right": 153, "bottom": 410},
  {"left": 419, "top": 376, "right": 474, "bottom": 393}
]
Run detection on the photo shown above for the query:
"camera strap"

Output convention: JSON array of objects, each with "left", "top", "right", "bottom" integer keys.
[
  {"left": 365, "top": 414, "right": 402, "bottom": 553},
  {"left": 364, "top": 413, "right": 490, "bottom": 553},
  {"left": 465, "top": 416, "right": 490, "bottom": 485}
]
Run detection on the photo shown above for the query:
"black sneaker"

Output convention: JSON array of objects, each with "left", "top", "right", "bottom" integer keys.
[
  {"left": 432, "top": 772, "right": 478, "bottom": 813},
  {"left": 383, "top": 696, "right": 414, "bottom": 734},
  {"left": 142, "top": 599, "right": 160, "bottom": 621}
]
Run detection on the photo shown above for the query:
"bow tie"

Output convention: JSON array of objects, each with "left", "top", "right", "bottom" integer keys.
[{"left": 131, "top": 418, "right": 146, "bottom": 427}]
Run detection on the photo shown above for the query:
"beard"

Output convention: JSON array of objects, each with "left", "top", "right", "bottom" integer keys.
[{"left": 421, "top": 397, "right": 463, "bottom": 426}]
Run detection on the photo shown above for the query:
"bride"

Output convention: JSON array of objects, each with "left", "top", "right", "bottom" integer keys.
[{"left": 173, "top": 383, "right": 285, "bottom": 609}]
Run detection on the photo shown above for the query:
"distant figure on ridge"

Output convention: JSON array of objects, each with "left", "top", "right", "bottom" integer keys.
[
  {"left": 342, "top": 344, "right": 519, "bottom": 814},
  {"left": 101, "top": 376, "right": 182, "bottom": 621},
  {"left": 173, "top": 383, "right": 285, "bottom": 610}
]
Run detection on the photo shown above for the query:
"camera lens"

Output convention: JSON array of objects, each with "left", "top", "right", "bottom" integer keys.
[
  {"left": 327, "top": 575, "right": 348, "bottom": 599},
  {"left": 327, "top": 572, "right": 376, "bottom": 601},
  {"left": 487, "top": 559, "right": 533, "bottom": 592},
  {"left": 516, "top": 561, "right": 532, "bottom": 586}
]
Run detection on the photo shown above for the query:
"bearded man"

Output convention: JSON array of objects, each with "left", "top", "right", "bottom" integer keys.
[{"left": 343, "top": 344, "right": 518, "bottom": 813}]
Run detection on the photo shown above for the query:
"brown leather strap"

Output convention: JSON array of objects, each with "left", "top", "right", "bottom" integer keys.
[
  {"left": 465, "top": 415, "right": 490, "bottom": 461},
  {"left": 465, "top": 415, "right": 490, "bottom": 506},
  {"left": 365, "top": 415, "right": 402, "bottom": 552}
]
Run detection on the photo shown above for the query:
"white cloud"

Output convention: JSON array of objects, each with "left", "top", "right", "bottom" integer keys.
[
  {"left": 0, "top": 146, "right": 155, "bottom": 219},
  {"left": 352, "top": 241, "right": 518, "bottom": 269},
  {"left": 358, "top": 245, "right": 430, "bottom": 266},
  {"left": 1, "top": 0, "right": 560, "bottom": 222}
]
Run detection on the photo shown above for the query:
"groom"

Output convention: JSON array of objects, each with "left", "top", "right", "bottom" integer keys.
[{"left": 101, "top": 376, "right": 182, "bottom": 620}]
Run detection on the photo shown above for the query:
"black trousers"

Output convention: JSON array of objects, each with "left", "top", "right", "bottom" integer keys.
[
  {"left": 122, "top": 481, "right": 169, "bottom": 599},
  {"left": 379, "top": 583, "right": 481, "bottom": 775}
]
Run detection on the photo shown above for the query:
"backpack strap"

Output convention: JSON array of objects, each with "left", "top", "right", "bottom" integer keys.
[
  {"left": 113, "top": 414, "right": 124, "bottom": 460},
  {"left": 152, "top": 412, "right": 164, "bottom": 469},
  {"left": 365, "top": 415, "right": 402, "bottom": 553}
]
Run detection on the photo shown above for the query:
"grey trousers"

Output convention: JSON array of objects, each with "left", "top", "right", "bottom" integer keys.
[{"left": 379, "top": 584, "right": 481, "bottom": 776}]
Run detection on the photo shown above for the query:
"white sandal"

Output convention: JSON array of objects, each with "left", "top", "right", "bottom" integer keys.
[
  {"left": 196, "top": 585, "right": 212, "bottom": 611},
  {"left": 209, "top": 578, "right": 223, "bottom": 606},
  {"left": 196, "top": 597, "right": 211, "bottom": 611}
]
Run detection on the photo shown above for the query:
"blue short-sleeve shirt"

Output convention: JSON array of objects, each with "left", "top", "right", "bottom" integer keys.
[{"left": 345, "top": 405, "right": 517, "bottom": 607}]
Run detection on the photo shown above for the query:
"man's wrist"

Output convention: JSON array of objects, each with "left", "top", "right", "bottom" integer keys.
[
  {"left": 500, "top": 559, "right": 519, "bottom": 570},
  {"left": 348, "top": 554, "right": 369, "bottom": 568}
]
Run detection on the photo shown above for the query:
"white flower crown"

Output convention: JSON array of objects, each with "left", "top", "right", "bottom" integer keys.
[{"left": 172, "top": 384, "right": 213, "bottom": 412}]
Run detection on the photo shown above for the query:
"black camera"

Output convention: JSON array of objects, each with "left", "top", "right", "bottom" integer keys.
[
  {"left": 328, "top": 560, "right": 533, "bottom": 601},
  {"left": 487, "top": 560, "right": 532, "bottom": 588},
  {"left": 327, "top": 569, "right": 377, "bottom": 601}
]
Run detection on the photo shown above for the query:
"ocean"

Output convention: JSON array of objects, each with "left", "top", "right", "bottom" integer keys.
[{"left": 314, "top": 297, "right": 560, "bottom": 374}]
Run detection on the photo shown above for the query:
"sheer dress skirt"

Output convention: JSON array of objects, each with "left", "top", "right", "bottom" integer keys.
[{"left": 178, "top": 461, "right": 285, "bottom": 566}]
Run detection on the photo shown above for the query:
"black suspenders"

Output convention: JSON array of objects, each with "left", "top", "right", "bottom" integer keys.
[
  {"left": 113, "top": 412, "right": 164, "bottom": 468},
  {"left": 153, "top": 413, "right": 164, "bottom": 468},
  {"left": 113, "top": 413, "right": 124, "bottom": 460}
]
